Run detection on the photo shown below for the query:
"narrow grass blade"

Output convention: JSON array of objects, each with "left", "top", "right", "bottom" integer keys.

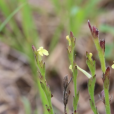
[{"left": 0, "top": 3, "right": 25, "bottom": 31}]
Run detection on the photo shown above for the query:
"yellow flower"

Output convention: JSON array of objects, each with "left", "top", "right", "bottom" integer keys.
[
  {"left": 112, "top": 64, "right": 114, "bottom": 69},
  {"left": 37, "top": 47, "right": 49, "bottom": 56},
  {"left": 111, "top": 61, "right": 114, "bottom": 69},
  {"left": 89, "top": 53, "right": 92, "bottom": 61},
  {"left": 69, "top": 65, "right": 73, "bottom": 72},
  {"left": 66, "top": 35, "right": 71, "bottom": 46}
]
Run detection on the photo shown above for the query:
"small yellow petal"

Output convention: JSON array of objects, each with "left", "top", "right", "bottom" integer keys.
[
  {"left": 37, "top": 47, "right": 43, "bottom": 51},
  {"left": 39, "top": 51, "right": 43, "bottom": 56},
  {"left": 111, "top": 64, "right": 114, "bottom": 69},
  {"left": 66, "top": 35, "right": 69, "bottom": 40},
  {"left": 37, "top": 46, "right": 49, "bottom": 56},
  {"left": 69, "top": 65, "right": 72, "bottom": 69},
  {"left": 42, "top": 49, "right": 49, "bottom": 56},
  {"left": 69, "top": 65, "right": 73, "bottom": 72},
  {"left": 66, "top": 35, "right": 71, "bottom": 46},
  {"left": 89, "top": 53, "right": 92, "bottom": 57},
  {"left": 89, "top": 52, "right": 93, "bottom": 61}
]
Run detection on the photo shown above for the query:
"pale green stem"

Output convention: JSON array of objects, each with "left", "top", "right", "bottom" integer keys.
[
  {"left": 94, "top": 39, "right": 105, "bottom": 73},
  {"left": 104, "top": 88, "right": 111, "bottom": 114},
  {"left": 73, "top": 75, "right": 77, "bottom": 97},
  {"left": 94, "top": 38, "right": 110, "bottom": 114}
]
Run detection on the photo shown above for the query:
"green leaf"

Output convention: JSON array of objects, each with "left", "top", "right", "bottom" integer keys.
[
  {"left": 22, "top": 97, "right": 31, "bottom": 114},
  {"left": 77, "top": 65, "right": 92, "bottom": 78},
  {"left": 0, "top": 3, "right": 25, "bottom": 31}
]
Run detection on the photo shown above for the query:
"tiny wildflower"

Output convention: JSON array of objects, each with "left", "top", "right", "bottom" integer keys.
[
  {"left": 69, "top": 65, "right": 73, "bottom": 72},
  {"left": 89, "top": 53, "right": 93, "bottom": 61},
  {"left": 37, "top": 47, "right": 49, "bottom": 56},
  {"left": 66, "top": 35, "right": 71, "bottom": 46},
  {"left": 111, "top": 61, "right": 114, "bottom": 69}
]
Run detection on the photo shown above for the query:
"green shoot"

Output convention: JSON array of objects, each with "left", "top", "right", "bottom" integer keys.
[
  {"left": 88, "top": 20, "right": 111, "bottom": 114},
  {"left": 86, "top": 52, "right": 99, "bottom": 114},
  {"left": 32, "top": 46, "right": 54, "bottom": 114},
  {"left": 66, "top": 32, "right": 79, "bottom": 113}
]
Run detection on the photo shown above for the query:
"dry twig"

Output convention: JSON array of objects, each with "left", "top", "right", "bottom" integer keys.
[{"left": 63, "top": 76, "right": 72, "bottom": 114}]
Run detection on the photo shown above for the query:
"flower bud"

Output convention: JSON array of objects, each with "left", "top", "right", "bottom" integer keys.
[
  {"left": 86, "top": 51, "right": 93, "bottom": 61},
  {"left": 111, "top": 61, "right": 114, "bottom": 69},
  {"left": 32, "top": 45, "right": 37, "bottom": 52},
  {"left": 88, "top": 20, "right": 99, "bottom": 38},
  {"left": 103, "top": 67, "right": 110, "bottom": 89},
  {"left": 70, "top": 31, "right": 74, "bottom": 38},
  {"left": 88, "top": 20, "right": 92, "bottom": 33},
  {"left": 74, "top": 110, "right": 76, "bottom": 114},
  {"left": 100, "top": 39, "right": 105, "bottom": 52},
  {"left": 105, "top": 66, "right": 110, "bottom": 79}
]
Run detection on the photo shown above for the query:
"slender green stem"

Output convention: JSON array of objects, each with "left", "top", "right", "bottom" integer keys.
[
  {"left": 104, "top": 88, "right": 111, "bottom": 114},
  {"left": 73, "top": 67, "right": 79, "bottom": 111},
  {"left": 33, "top": 47, "right": 54, "bottom": 114},
  {"left": 86, "top": 51, "right": 98, "bottom": 114},
  {"left": 36, "top": 81, "right": 48, "bottom": 113},
  {"left": 88, "top": 21, "right": 111, "bottom": 114},
  {"left": 30, "top": 58, "right": 48, "bottom": 114},
  {"left": 45, "top": 88, "right": 54, "bottom": 114},
  {"left": 93, "top": 37, "right": 110, "bottom": 114},
  {"left": 94, "top": 39, "right": 106, "bottom": 73},
  {"left": 67, "top": 32, "right": 79, "bottom": 112},
  {"left": 73, "top": 75, "right": 77, "bottom": 96},
  {"left": 48, "top": 98, "right": 54, "bottom": 114},
  {"left": 40, "top": 71, "right": 54, "bottom": 114},
  {"left": 88, "top": 76, "right": 99, "bottom": 114}
]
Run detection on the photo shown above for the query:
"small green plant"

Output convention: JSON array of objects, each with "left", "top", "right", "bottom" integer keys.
[
  {"left": 32, "top": 46, "right": 54, "bottom": 114},
  {"left": 33, "top": 21, "right": 112, "bottom": 114},
  {"left": 66, "top": 33, "right": 79, "bottom": 113},
  {"left": 88, "top": 20, "right": 111, "bottom": 114}
]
